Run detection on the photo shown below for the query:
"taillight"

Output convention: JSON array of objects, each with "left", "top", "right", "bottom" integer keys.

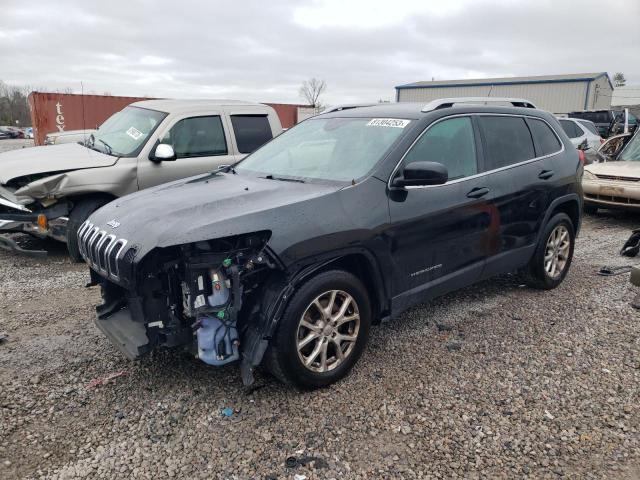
[
  {"left": 600, "top": 138, "right": 605, "bottom": 144},
  {"left": 578, "top": 149, "right": 585, "bottom": 165}
]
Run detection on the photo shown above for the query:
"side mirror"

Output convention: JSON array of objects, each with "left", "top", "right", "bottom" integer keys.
[
  {"left": 152, "top": 144, "right": 177, "bottom": 162},
  {"left": 392, "top": 161, "right": 448, "bottom": 188}
]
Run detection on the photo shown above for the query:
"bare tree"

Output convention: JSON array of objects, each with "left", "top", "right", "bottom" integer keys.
[
  {"left": 299, "top": 78, "right": 326, "bottom": 109},
  {"left": 613, "top": 72, "right": 626, "bottom": 87}
]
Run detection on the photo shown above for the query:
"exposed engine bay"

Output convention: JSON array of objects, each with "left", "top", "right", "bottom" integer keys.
[{"left": 91, "top": 231, "right": 282, "bottom": 385}]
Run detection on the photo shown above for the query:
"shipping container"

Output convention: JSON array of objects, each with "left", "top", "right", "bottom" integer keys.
[
  {"left": 264, "top": 103, "right": 312, "bottom": 129},
  {"left": 28, "top": 92, "right": 150, "bottom": 146}
]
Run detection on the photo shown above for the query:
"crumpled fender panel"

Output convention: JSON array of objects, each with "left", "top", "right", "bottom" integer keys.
[{"left": 14, "top": 163, "right": 138, "bottom": 200}]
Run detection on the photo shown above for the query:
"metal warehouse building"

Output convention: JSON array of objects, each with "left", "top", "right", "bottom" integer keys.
[{"left": 395, "top": 72, "right": 613, "bottom": 114}]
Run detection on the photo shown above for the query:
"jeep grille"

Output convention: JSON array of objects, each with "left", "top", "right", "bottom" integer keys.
[{"left": 77, "top": 221, "right": 128, "bottom": 281}]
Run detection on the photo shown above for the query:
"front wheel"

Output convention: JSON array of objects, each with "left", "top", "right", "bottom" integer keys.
[
  {"left": 66, "top": 198, "right": 110, "bottom": 262},
  {"left": 524, "top": 213, "right": 575, "bottom": 290},
  {"left": 264, "top": 270, "right": 371, "bottom": 389}
]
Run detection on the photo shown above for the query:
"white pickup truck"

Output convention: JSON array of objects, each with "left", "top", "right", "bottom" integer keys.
[{"left": 0, "top": 99, "right": 282, "bottom": 260}]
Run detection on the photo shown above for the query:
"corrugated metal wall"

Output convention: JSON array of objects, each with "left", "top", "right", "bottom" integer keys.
[
  {"left": 28, "top": 92, "right": 149, "bottom": 145},
  {"left": 587, "top": 76, "right": 613, "bottom": 110},
  {"left": 397, "top": 81, "right": 608, "bottom": 114}
]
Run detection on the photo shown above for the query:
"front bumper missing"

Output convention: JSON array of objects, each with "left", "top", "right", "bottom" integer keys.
[{"left": 94, "top": 306, "right": 150, "bottom": 360}]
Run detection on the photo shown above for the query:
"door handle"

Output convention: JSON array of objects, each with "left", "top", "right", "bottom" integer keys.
[
  {"left": 538, "top": 169, "right": 554, "bottom": 180},
  {"left": 466, "top": 187, "right": 490, "bottom": 199}
]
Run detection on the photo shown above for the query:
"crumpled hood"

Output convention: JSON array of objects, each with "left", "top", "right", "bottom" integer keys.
[
  {"left": 585, "top": 161, "right": 640, "bottom": 178},
  {"left": 0, "top": 143, "right": 117, "bottom": 184},
  {"left": 88, "top": 172, "right": 342, "bottom": 258}
]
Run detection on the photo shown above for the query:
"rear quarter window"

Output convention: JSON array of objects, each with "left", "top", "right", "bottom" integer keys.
[
  {"left": 577, "top": 120, "right": 600, "bottom": 136},
  {"left": 231, "top": 115, "right": 273, "bottom": 154},
  {"left": 559, "top": 120, "right": 582, "bottom": 138},
  {"left": 527, "top": 118, "right": 562, "bottom": 156},
  {"left": 479, "top": 116, "right": 535, "bottom": 170}
]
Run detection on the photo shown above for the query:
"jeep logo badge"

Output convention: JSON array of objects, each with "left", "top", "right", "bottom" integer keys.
[{"left": 106, "top": 220, "right": 120, "bottom": 228}]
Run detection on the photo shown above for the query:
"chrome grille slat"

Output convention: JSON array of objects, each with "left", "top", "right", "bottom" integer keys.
[{"left": 77, "top": 221, "right": 130, "bottom": 281}]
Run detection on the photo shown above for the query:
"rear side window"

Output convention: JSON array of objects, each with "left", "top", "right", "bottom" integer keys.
[
  {"left": 161, "top": 116, "right": 227, "bottom": 158},
  {"left": 559, "top": 120, "right": 583, "bottom": 138},
  {"left": 231, "top": 115, "right": 273, "bottom": 154},
  {"left": 577, "top": 120, "right": 599, "bottom": 136},
  {"left": 402, "top": 117, "right": 477, "bottom": 180},
  {"left": 479, "top": 116, "right": 535, "bottom": 170},
  {"left": 527, "top": 118, "right": 562, "bottom": 156}
]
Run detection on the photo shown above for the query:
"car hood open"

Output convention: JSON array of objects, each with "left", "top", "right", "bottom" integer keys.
[
  {"left": 87, "top": 172, "right": 342, "bottom": 259},
  {"left": 0, "top": 143, "right": 118, "bottom": 184},
  {"left": 585, "top": 161, "right": 640, "bottom": 178}
]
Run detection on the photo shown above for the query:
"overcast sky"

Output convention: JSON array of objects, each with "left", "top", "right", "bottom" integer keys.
[{"left": 1, "top": 0, "right": 639, "bottom": 106}]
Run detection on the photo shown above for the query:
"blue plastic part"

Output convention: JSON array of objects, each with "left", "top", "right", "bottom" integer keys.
[
  {"left": 196, "top": 315, "right": 239, "bottom": 366},
  {"left": 221, "top": 407, "right": 234, "bottom": 417}
]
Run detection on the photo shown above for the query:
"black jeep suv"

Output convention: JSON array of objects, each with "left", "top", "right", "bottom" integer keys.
[{"left": 80, "top": 99, "right": 582, "bottom": 389}]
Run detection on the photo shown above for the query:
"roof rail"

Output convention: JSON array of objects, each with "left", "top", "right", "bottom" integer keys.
[
  {"left": 323, "top": 103, "right": 377, "bottom": 113},
  {"left": 421, "top": 97, "right": 537, "bottom": 112}
]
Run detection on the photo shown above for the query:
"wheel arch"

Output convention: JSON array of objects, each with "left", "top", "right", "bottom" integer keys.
[{"left": 539, "top": 194, "right": 582, "bottom": 240}]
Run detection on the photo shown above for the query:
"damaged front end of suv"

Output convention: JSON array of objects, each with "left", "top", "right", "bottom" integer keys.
[{"left": 83, "top": 225, "right": 288, "bottom": 385}]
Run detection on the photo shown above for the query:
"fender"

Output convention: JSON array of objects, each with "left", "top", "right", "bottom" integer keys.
[
  {"left": 536, "top": 193, "right": 582, "bottom": 243},
  {"left": 239, "top": 245, "right": 388, "bottom": 386}
]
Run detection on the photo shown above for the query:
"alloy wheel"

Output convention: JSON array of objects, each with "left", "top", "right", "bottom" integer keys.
[
  {"left": 544, "top": 225, "right": 571, "bottom": 279},
  {"left": 296, "top": 290, "right": 361, "bottom": 373}
]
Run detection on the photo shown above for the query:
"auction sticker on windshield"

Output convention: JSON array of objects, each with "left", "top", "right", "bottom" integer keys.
[
  {"left": 126, "top": 126, "right": 143, "bottom": 140},
  {"left": 367, "top": 118, "right": 411, "bottom": 128}
]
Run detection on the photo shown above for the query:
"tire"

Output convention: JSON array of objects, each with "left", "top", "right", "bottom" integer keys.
[
  {"left": 264, "top": 269, "right": 371, "bottom": 389},
  {"left": 524, "top": 213, "right": 575, "bottom": 290},
  {"left": 583, "top": 204, "right": 598, "bottom": 215},
  {"left": 66, "top": 197, "right": 110, "bottom": 262}
]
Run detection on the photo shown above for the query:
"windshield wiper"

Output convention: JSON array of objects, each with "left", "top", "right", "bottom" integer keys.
[
  {"left": 262, "top": 175, "right": 305, "bottom": 183},
  {"left": 97, "top": 139, "right": 113, "bottom": 155},
  {"left": 212, "top": 164, "right": 236, "bottom": 174}
]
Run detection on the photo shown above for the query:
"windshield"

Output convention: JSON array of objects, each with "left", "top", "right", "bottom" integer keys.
[
  {"left": 619, "top": 131, "right": 640, "bottom": 162},
  {"left": 236, "top": 117, "right": 409, "bottom": 182},
  {"left": 89, "top": 106, "right": 167, "bottom": 157}
]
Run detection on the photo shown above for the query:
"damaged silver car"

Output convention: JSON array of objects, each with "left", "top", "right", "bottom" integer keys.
[{"left": 0, "top": 100, "right": 281, "bottom": 259}]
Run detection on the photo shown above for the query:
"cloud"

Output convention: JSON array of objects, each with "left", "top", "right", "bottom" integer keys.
[{"left": 0, "top": 0, "right": 638, "bottom": 105}]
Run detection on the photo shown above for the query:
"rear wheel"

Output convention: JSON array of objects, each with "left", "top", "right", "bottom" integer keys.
[
  {"left": 264, "top": 270, "right": 371, "bottom": 389},
  {"left": 66, "top": 198, "right": 110, "bottom": 262},
  {"left": 524, "top": 213, "right": 575, "bottom": 290}
]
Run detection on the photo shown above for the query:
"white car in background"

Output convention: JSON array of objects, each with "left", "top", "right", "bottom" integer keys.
[
  {"left": 44, "top": 129, "right": 96, "bottom": 145},
  {"left": 557, "top": 118, "right": 603, "bottom": 154}
]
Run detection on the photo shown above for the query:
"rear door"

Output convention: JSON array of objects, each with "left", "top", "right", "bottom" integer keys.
[
  {"left": 387, "top": 116, "right": 499, "bottom": 311},
  {"left": 137, "top": 114, "right": 235, "bottom": 189},
  {"left": 480, "top": 115, "right": 562, "bottom": 276}
]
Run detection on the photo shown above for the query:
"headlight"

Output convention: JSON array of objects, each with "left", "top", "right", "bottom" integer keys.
[
  {"left": 583, "top": 170, "right": 596, "bottom": 180},
  {"left": 44, "top": 136, "right": 55, "bottom": 145}
]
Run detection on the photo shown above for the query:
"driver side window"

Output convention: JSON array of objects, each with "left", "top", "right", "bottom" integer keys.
[
  {"left": 160, "top": 116, "right": 227, "bottom": 158},
  {"left": 402, "top": 117, "right": 477, "bottom": 181}
]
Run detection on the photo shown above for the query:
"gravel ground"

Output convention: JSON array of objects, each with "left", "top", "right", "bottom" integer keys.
[
  {"left": 0, "top": 138, "right": 34, "bottom": 154},
  {"left": 1, "top": 212, "right": 640, "bottom": 479}
]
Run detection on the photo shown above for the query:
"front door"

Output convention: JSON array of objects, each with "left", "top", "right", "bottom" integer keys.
[
  {"left": 137, "top": 114, "right": 235, "bottom": 189},
  {"left": 387, "top": 116, "right": 498, "bottom": 313}
]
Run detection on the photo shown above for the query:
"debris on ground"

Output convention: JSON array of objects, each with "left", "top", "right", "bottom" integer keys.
[
  {"left": 85, "top": 370, "right": 128, "bottom": 389},
  {"left": 220, "top": 407, "right": 234, "bottom": 417}
]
